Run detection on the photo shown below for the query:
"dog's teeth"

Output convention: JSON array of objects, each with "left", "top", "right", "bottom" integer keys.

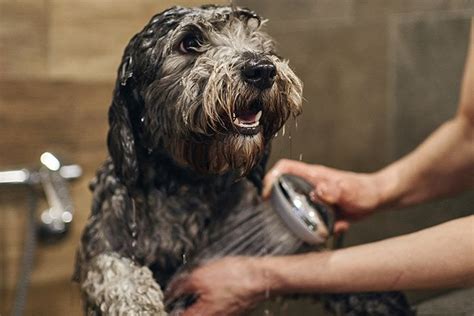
[
  {"left": 233, "top": 119, "right": 260, "bottom": 128},
  {"left": 233, "top": 111, "right": 262, "bottom": 129}
]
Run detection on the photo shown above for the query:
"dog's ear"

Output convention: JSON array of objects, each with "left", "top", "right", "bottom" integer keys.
[{"left": 107, "top": 55, "right": 139, "bottom": 189}]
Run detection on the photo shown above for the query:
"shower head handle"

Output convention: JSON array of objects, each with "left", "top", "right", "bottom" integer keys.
[{"left": 271, "top": 174, "right": 335, "bottom": 245}]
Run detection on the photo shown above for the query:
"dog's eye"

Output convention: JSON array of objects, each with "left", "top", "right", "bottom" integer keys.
[
  {"left": 179, "top": 34, "right": 203, "bottom": 54},
  {"left": 247, "top": 17, "right": 261, "bottom": 30}
]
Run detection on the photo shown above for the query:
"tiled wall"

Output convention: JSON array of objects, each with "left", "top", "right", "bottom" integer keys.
[{"left": 1, "top": 0, "right": 473, "bottom": 315}]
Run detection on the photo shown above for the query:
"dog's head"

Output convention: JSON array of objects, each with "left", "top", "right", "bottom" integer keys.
[{"left": 108, "top": 5, "right": 302, "bottom": 186}]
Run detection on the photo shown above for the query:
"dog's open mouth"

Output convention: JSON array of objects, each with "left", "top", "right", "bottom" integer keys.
[{"left": 232, "top": 101, "right": 262, "bottom": 136}]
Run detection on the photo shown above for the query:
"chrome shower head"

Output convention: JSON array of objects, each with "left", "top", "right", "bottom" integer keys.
[{"left": 271, "top": 174, "right": 335, "bottom": 245}]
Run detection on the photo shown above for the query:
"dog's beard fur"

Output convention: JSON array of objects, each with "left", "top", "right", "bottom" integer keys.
[{"left": 140, "top": 9, "right": 302, "bottom": 176}]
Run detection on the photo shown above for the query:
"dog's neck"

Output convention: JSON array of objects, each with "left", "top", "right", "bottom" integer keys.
[{"left": 139, "top": 151, "right": 240, "bottom": 194}]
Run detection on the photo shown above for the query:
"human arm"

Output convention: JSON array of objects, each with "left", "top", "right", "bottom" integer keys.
[
  {"left": 262, "top": 108, "right": 474, "bottom": 229},
  {"left": 263, "top": 216, "right": 474, "bottom": 294},
  {"left": 374, "top": 20, "right": 474, "bottom": 207},
  {"left": 166, "top": 216, "right": 474, "bottom": 316},
  {"left": 263, "top": 22, "right": 474, "bottom": 221}
]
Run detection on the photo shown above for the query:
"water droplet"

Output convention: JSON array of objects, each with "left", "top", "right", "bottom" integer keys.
[
  {"left": 282, "top": 125, "right": 286, "bottom": 136},
  {"left": 145, "top": 28, "right": 154, "bottom": 36},
  {"left": 274, "top": 132, "right": 278, "bottom": 138},
  {"left": 182, "top": 253, "right": 187, "bottom": 265},
  {"left": 141, "top": 39, "right": 153, "bottom": 49},
  {"left": 299, "top": 153, "right": 303, "bottom": 161},
  {"left": 130, "top": 200, "right": 138, "bottom": 261},
  {"left": 295, "top": 118, "right": 298, "bottom": 130}
]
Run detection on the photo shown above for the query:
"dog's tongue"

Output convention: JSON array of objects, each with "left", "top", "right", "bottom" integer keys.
[{"left": 238, "top": 112, "right": 257, "bottom": 123}]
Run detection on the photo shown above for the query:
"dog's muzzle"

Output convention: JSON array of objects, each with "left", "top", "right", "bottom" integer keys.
[{"left": 232, "top": 55, "right": 276, "bottom": 136}]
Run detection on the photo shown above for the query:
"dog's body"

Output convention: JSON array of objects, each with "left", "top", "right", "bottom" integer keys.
[
  {"left": 77, "top": 157, "right": 266, "bottom": 314},
  {"left": 75, "top": 5, "right": 413, "bottom": 315}
]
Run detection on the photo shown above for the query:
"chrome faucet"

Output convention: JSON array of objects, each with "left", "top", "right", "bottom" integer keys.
[{"left": 0, "top": 152, "right": 82, "bottom": 240}]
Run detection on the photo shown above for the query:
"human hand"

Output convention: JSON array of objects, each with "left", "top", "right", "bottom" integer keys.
[
  {"left": 262, "top": 159, "right": 385, "bottom": 233},
  {"left": 165, "top": 257, "right": 266, "bottom": 316}
]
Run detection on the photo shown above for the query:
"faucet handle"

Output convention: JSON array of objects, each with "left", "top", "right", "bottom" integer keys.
[
  {"left": 38, "top": 168, "right": 73, "bottom": 239},
  {"left": 37, "top": 152, "right": 75, "bottom": 241}
]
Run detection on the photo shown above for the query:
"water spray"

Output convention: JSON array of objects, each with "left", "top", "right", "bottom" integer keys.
[{"left": 166, "top": 174, "right": 336, "bottom": 313}]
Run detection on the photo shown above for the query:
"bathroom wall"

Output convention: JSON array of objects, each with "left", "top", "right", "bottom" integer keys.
[
  {"left": 0, "top": 1, "right": 227, "bottom": 315},
  {"left": 234, "top": 0, "right": 473, "bottom": 244},
  {"left": 1, "top": 0, "right": 473, "bottom": 315},
  {"left": 234, "top": 0, "right": 474, "bottom": 313}
]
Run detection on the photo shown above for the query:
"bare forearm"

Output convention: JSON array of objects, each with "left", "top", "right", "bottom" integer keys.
[
  {"left": 260, "top": 216, "right": 474, "bottom": 294},
  {"left": 374, "top": 117, "right": 474, "bottom": 209},
  {"left": 372, "top": 25, "right": 474, "bottom": 209}
]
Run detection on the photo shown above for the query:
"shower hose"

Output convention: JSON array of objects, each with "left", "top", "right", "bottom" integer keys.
[{"left": 11, "top": 187, "right": 37, "bottom": 316}]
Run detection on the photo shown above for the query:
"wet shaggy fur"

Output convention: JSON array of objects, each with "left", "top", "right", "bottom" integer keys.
[{"left": 74, "top": 5, "right": 414, "bottom": 316}]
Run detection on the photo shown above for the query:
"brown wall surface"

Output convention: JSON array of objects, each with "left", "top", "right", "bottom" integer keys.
[
  {"left": 1, "top": 0, "right": 473, "bottom": 315},
  {"left": 234, "top": 1, "right": 474, "bottom": 313},
  {"left": 0, "top": 1, "right": 227, "bottom": 315}
]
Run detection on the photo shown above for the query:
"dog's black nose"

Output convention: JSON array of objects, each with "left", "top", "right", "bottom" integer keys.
[{"left": 242, "top": 59, "right": 277, "bottom": 90}]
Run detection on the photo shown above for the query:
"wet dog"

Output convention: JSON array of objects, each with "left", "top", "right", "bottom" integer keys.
[{"left": 74, "top": 5, "right": 413, "bottom": 315}]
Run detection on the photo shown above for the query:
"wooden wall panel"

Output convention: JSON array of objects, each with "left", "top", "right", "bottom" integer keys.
[
  {"left": 0, "top": 0, "right": 48, "bottom": 79},
  {"left": 49, "top": 0, "right": 228, "bottom": 81},
  {"left": 0, "top": 80, "right": 111, "bottom": 315},
  {"left": 0, "top": 1, "right": 226, "bottom": 314},
  {"left": 0, "top": 80, "right": 111, "bottom": 167}
]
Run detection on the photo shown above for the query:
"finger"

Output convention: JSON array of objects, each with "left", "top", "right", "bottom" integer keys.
[
  {"left": 165, "top": 273, "right": 194, "bottom": 303},
  {"left": 334, "top": 220, "right": 350, "bottom": 235},
  {"left": 308, "top": 183, "right": 339, "bottom": 208},
  {"left": 316, "top": 181, "right": 341, "bottom": 204},
  {"left": 262, "top": 159, "right": 310, "bottom": 198}
]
